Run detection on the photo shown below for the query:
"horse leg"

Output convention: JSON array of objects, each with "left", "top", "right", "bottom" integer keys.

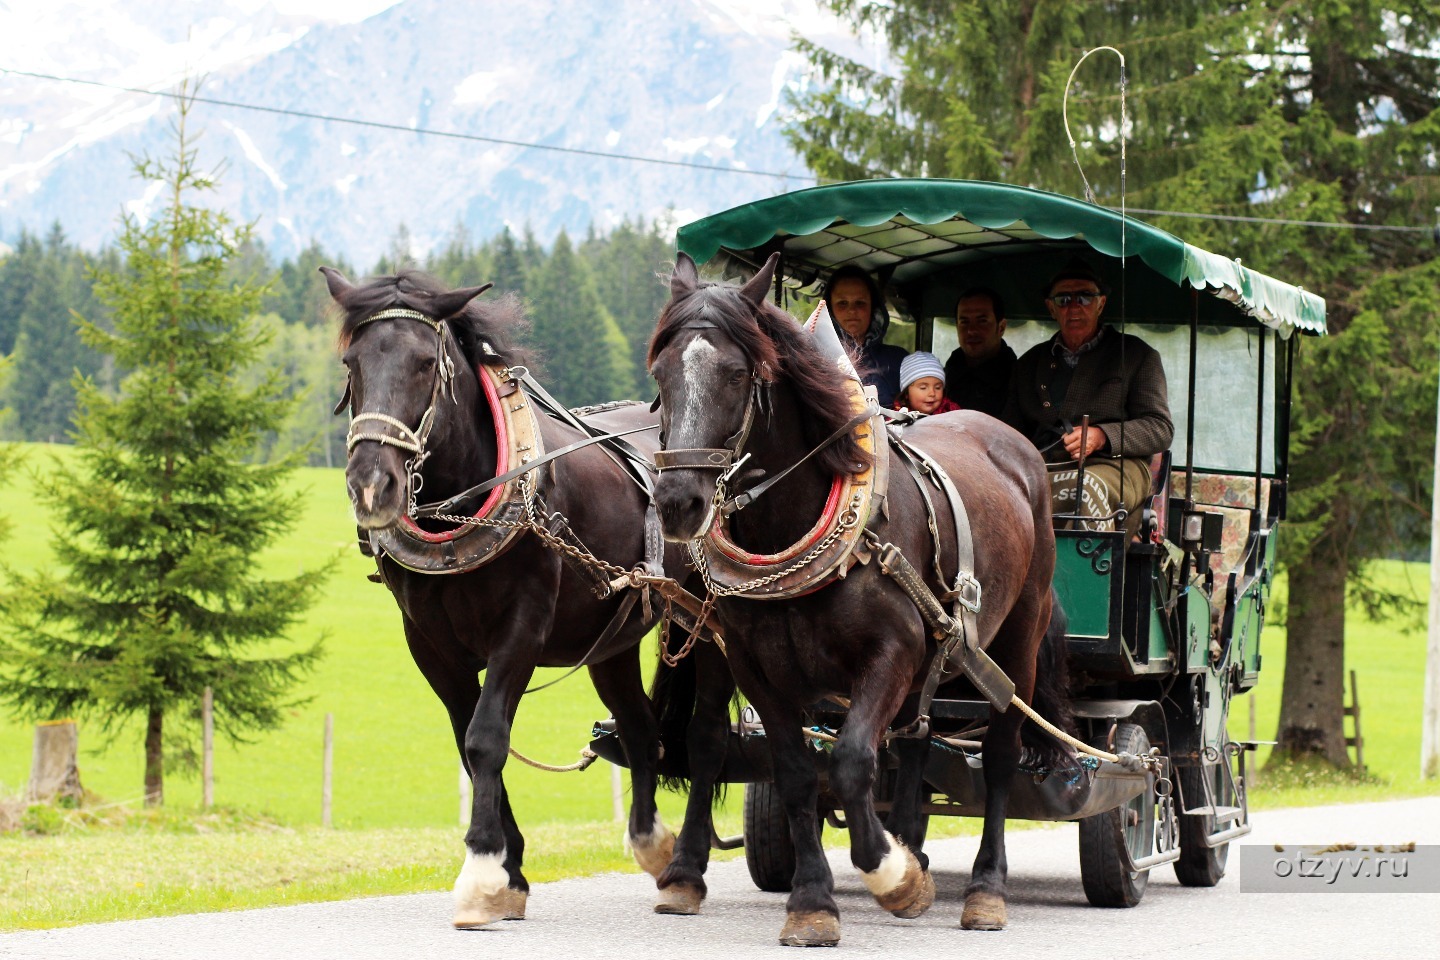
[
  {"left": 962, "top": 583, "right": 1049, "bottom": 931},
  {"left": 395, "top": 614, "right": 529, "bottom": 921},
  {"left": 654, "top": 637, "right": 735, "bottom": 915},
  {"left": 587, "top": 648, "right": 672, "bottom": 882},
  {"left": 496, "top": 783, "right": 528, "bottom": 919},
  {"left": 454, "top": 656, "right": 537, "bottom": 930},
  {"left": 742, "top": 679, "right": 840, "bottom": 947},
  {"left": 963, "top": 702, "right": 1023, "bottom": 930},
  {"left": 830, "top": 670, "right": 935, "bottom": 920},
  {"left": 886, "top": 734, "right": 933, "bottom": 867}
]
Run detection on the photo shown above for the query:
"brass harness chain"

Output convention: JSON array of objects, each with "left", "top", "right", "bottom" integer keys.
[
  {"left": 427, "top": 474, "right": 712, "bottom": 666},
  {"left": 688, "top": 489, "right": 864, "bottom": 599}
]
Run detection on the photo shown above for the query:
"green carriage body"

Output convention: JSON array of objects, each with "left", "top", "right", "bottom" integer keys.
[
  {"left": 674, "top": 179, "right": 1320, "bottom": 770},
  {"left": 594, "top": 179, "right": 1325, "bottom": 899}
]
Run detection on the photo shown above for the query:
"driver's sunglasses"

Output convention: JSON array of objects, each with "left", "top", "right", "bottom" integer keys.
[{"left": 1049, "top": 292, "right": 1101, "bottom": 307}]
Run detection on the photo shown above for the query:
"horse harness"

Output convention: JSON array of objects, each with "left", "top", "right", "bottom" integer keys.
[
  {"left": 660, "top": 306, "right": 1013, "bottom": 733},
  {"left": 341, "top": 306, "right": 718, "bottom": 667}
]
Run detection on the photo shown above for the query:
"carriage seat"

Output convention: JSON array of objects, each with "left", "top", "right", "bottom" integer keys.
[{"left": 1168, "top": 472, "right": 1271, "bottom": 578}]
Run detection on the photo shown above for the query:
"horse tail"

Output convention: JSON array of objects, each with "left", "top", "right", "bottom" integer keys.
[
  {"left": 649, "top": 621, "right": 733, "bottom": 802},
  {"left": 650, "top": 620, "right": 699, "bottom": 794},
  {"left": 1022, "top": 589, "right": 1076, "bottom": 762}
]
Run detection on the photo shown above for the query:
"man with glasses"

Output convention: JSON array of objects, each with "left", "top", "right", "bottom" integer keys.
[{"left": 1003, "top": 259, "right": 1173, "bottom": 533}]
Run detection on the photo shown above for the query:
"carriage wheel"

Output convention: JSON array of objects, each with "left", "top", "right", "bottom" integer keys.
[
  {"left": 1174, "top": 760, "right": 1232, "bottom": 886},
  {"left": 742, "top": 781, "right": 823, "bottom": 892},
  {"left": 1078, "top": 723, "right": 1155, "bottom": 908}
]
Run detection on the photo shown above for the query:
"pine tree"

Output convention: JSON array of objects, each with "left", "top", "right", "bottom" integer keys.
[
  {"left": 488, "top": 227, "right": 527, "bottom": 299},
  {"left": 0, "top": 83, "right": 327, "bottom": 805},
  {"left": 2, "top": 224, "right": 107, "bottom": 442},
  {"left": 788, "top": 1, "right": 1440, "bottom": 765},
  {"left": 527, "top": 230, "right": 633, "bottom": 407},
  {"left": 581, "top": 217, "right": 673, "bottom": 398},
  {"left": 0, "top": 229, "right": 44, "bottom": 355},
  {"left": 269, "top": 240, "right": 352, "bottom": 329}
]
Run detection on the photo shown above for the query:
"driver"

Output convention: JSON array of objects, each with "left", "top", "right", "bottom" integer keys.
[{"left": 1003, "top": 259, "right": 1172, "bottom": 532}]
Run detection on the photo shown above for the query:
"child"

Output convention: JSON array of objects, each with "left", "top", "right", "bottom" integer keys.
[{"left": 895, "top": 351, "right": 960, "bottom": 415}]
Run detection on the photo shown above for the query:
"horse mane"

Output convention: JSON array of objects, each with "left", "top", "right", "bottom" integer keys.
[
  {"left": 334, "top": 268, "right": 534, "bottom": 371},
  {"left": 649, "top": 280, "right": 872, "bottom": 477}
]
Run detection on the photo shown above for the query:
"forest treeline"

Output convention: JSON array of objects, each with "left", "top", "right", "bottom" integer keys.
[{"left": 0, "top": 218, "right": 675, "bottom": 466}]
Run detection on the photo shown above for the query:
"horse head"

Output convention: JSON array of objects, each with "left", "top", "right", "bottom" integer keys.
[
  {"left": 323, "top": 266, "right": 492, "bottom": 529},
  {"left": 647, "top": 253, "right": 780, "bottom": 542}
]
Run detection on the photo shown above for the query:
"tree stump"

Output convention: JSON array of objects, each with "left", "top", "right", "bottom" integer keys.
[{"left": 27, "top": 720, "right": 83, "bottom": 803}]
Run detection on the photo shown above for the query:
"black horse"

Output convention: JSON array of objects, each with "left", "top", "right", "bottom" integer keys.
[
  {"left": 323, "top": 267, "right": 732, "bottom": 926},
  {"left": 648, "top": 254, "right": 1071, "bottom": 946}
]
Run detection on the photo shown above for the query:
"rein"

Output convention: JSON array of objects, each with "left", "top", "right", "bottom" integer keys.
[{"left": 413, "top": 422, "right": 657, "bottom": 520}]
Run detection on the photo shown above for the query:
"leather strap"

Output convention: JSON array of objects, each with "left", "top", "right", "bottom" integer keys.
[
  {"left": 719, "top": 407, "right": 875, "bottom": 518},
  {"left": 518, "top": 371, "right": 657, "bottom": 495},
  {"left": 880, "top": 439, "right": 1014, "bottom": 732},
  {"left": 654, "top": 448, "right": 733, "bottom": 471},
  {"left": 412, "top": 421, "right": 656, "bottom": 519}
]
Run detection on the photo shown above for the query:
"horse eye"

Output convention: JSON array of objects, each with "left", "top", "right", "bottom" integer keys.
[{"left": 728, "top": 371, "right": 747, "bottom": 386}]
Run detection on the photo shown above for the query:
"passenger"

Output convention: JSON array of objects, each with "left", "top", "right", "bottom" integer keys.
[
  {"left": 942, "top": 286, "right": 1016, "bottom": 418},
  {"left": 1003, "top": 259, "right": 1173, "bottom": 532},
  {"left": 894, "top": 352, "right": 960, "bottom": 415},
  {"left": 824, "top": 266, "right": 907, "bottom": 408}
]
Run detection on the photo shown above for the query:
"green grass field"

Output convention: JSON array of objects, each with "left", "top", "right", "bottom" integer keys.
[
  {"left": 0, "top": 442, "right": 674, "bottom": 831},
  {"left": 1, "top": 441, "right": 1436, "bottom": 929}
]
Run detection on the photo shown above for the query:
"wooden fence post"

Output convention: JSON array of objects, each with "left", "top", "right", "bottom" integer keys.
[
  {"left": 322, "top": 713, "right": 334, "bottom": 828},
  {"left": 611, "top": 761, "right": 624, "bottom": 822},
  {"left": 459, "top": 761, "right": 471, "bottom": 827},
  {"left": 202, "top": 687, "right": 214, "bottom": 809},
  {"left": 1248, "top": 693, "right": 1259, "bottom": 785},
  {"left": 1344, "top": 670, "right": 1365, "bottom": 775}
]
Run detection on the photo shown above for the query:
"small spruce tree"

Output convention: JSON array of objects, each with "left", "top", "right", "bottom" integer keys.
[
  {"left": 0, "top": 83, "right": 326, "bottom": 806},
  {"left": 528, "top": 231, "right": 634, "bottom": 407}
]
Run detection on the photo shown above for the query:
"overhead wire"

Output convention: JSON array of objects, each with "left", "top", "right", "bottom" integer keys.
[
  {"left": 0, "top": 66, "right": 818, "bottom": 184},
  {"left": 2, "top": 64, "right": 1434, "bottom": 236}
]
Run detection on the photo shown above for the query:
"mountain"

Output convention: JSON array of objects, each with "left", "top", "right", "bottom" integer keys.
[{"left": 0, "top": 0, "right": 861, "bottom": 264}]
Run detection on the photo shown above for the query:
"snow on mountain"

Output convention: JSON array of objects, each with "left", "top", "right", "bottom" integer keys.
[{"left": 0, "top": 0, "right": 872, "bottom": 264}]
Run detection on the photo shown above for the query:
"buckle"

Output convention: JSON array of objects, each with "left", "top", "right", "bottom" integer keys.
[{"left": 955, "top": 573, "right": 982, "bottom": 614}]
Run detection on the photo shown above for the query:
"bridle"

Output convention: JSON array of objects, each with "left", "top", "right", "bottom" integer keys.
[
  {"left": 652, "top": 324, "right": 871, "bottom": 522},
  {"left": 651, "top": 324, "right": 768, "bottom": 491},
  {"left": 341, "top": 307, "right": 460, "bottom": 517}
]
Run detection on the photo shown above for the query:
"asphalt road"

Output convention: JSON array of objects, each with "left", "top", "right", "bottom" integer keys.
[{"left": 4, "top": 796, "right": 1439, "bottom": 960}]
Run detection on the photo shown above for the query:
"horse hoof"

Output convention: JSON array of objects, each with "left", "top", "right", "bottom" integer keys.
[
  {"left": 778, "top": 911, "right": 840, "bottom": 947},
  {"left": 960, "top": 890, "right": 1007, "bottom": 931},
  {"left": 863, "top": 838, "right": 933, "bottom": 919},
  {"left": 654, "top": 882, "right": 704, "bottom": 915},
  {"left": 890, "top": 869, "right": 936, "bottom": 919},
  {"left": 630, "top": 822, "right": 676, "bottom": 879},
  {"left": 453, "top": 893, "right": 507, "bottom": 930},
  {"left": 503, "top": 887, "right": 527, "bottom": 920}
]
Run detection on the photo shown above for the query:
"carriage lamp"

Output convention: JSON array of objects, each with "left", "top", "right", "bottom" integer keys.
[{"left": 1178, "top": 510, "right": 1223, "bottom": 552}]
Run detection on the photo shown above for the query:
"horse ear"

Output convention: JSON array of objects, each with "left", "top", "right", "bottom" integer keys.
[
  {"left": 430, "top": 283, "right": 494, "bottom": 319},
  {"left": 319, "top": 266, "right": 354, "bottom": 300},
  {"left": 671, "top": 253, "right": 700, "bottom": 299},
  {"left": 739, "top": 252, "right": 780, "bottom": 306}
]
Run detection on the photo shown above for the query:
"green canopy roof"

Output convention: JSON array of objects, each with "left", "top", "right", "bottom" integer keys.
[{"left": 677, "top": 179, "right": 1326, "bottom": 336}]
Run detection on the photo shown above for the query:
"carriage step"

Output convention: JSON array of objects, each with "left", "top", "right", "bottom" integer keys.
[{"left": 1184, "top": 804, "right": 1243, "bottom": 822}]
